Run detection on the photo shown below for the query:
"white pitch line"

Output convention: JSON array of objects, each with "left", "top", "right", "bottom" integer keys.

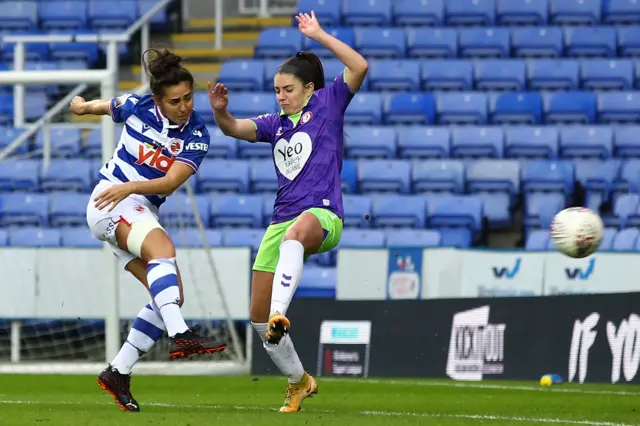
[
  {"left": 0, "top": 400, "right": 636, "bottom": 426},
  {"left": 322, "top": 378, "right": 640, "bottom": 396}
]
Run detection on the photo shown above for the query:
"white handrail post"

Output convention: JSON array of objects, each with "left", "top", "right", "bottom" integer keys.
[
  {"left": 215, "top": 0, "right": 223, "bottom": 50},
  {"left": 13, "top": 42, "right": 25, "bottom": 128},
  {"left": 259, "top": 0, "right": 270, "bottom": 18},
  {"left": 103, "top": 40, "right": 120, "bottom": 363},
  {"left": 141, "top": 23, "right": 150, "bottom": 86},
  {"left": 181, "top": 0, "right": 190, "bottom": 30}
]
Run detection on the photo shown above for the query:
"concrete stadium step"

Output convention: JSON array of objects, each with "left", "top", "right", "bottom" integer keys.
[
  {"left": 130, "top": 63, "right": 222, "bottom": 90},
  {"left": 171, "top": 31, "right": 259, "bottom": 51},
  {"left": 186, "top": 16, "right": 291, "bottom": 31}
]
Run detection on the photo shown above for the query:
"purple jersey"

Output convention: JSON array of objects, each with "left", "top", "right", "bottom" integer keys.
[{"left": 250, "top": 70, "right": 354, "bottom": 224}]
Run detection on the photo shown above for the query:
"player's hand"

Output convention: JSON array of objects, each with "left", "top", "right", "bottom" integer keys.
[
  {"left": 295, "top": 11, "right": 324, "bottom": 40},
  {"left": 208, "top": 82, "right": 229, "bottom": 111},
  {"left": 94, "top": 182, "right": 134, "bottom": 212},
  {"left": 69, "top": 96, "right": 87, "bottom": 115}
]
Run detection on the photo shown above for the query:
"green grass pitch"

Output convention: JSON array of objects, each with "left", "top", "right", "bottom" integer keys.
[{"left": 0, "top": 374, "right": 638, "bottom": 426}]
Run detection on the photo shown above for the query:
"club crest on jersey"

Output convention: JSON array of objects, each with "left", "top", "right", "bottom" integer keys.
[
  {"left": 168, "top": 138, "right": 184, "bottom": 156},
  {"left": 301, "top": 111, "right": 313, "bottom": 124},
  {"left": 133, "top": 204, "right": 146, "bottom": 213},
  {"left": 136, "top": 144, "right": 175, "bottom": 172}
]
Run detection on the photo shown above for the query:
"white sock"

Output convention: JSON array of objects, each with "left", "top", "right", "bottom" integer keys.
[
  {"left": 252, "top": 322, "right": 305, "bottom": 383},
  {"left": 270, "top": 240, "right": 304, "bottom": 316},
  {"left": 147, "top": 258, "right": 189, "bottom": 337},
  {"left": 112, "top": 301, "right": 166, "bottom": 374}
]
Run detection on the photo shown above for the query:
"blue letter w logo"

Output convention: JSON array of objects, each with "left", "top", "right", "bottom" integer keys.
[
  {"left": 565, "top": 258, "right": 596, "bottom": 280},
  {"left": 492, "top": 258, "right": 521, "bottom": 279}
]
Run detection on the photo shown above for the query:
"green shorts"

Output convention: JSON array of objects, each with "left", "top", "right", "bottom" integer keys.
[{"left": 253, "top": 208, "right": 343, "bottom": 273}]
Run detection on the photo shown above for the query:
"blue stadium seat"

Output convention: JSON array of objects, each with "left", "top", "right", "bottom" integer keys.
[
  {"left": 166, "top": 228, "right": 222, "bottom": 248},
  {"left": 339, "top": 229, "right": 386, "bottom": 247},
  {"left": 559, "top": 126, "right": 613, "bottom": 159},
  {"left": 604, "top": 0, "right": 640, "bottom": 24},
  {"left": 564, "top": 27, "right": 617, "bottom": 58},
  {"left": 210, "top": 194, "right": 263, "bottom": 228},
  {"left": 40, "top": 159, "right": 91, "bottom": 192},
  {"left": 618, "top": 27, "right": 640, "bottom": 57},
  {"left": 357, "top": 159, "right": 411, "bottom": 193},
  {"left": 159, "top": 194, "right": 209, "bottom": 228},
  {"left": 221, "top": 228, "right": 265, "bottom": 259},
  {"left": 524, "top": 192, "right": 565, "bottom": 230},
  {"left": 305, "top": 28, "right": 355, "bottom": 58},
  {"left": 296, "top": 0, "right": 342, "bottom": 26},
  {"left": 0, "top": 95, "right": 14, "bottom": 124},
  {"left": 25, "top": 92, "right": 48, "bottom": 121},
  {"left": 343, "top": 0, "right": 392, "bottom": 26},
  {"left": 490, "top": 92, "right": 543, "bottom": 124},
  {"left": 397, "top": 127, "right": 450, "bottom": 159},
  {"left": 614, "top": 160, "right": 640, "bottom": 202},
  {"left": 197, "top": 160, "right": 249, "bottom": 193},
  {"left": 597, "top": 92, "right": 640, "bottom": 123},
  {"left": 354, "top": 28, "right": 406, "bottom": 58},
  {"left": 445, "top": 0, "right": 495, "bottom": 26},
  {"left": 406, "top": 28, "right": 457, "bottom": 58},
  {"left": 254, "top": 28, "right": 302, "bottom": 58},
  {"left": 0, "top": 127, "right": 27, "bottom": 155},
  {"left": 227, "top": 92, "right": 275, "bottom": 119},
  {"left": 345, "top": 93, "right": 382, "bottom": 124},
  {"left": 34, "top": 127, "right": 82, "bottom": 158},
  {"left": 0, "top": 193, "right": 49, "bottom": 227},
  {"left": 521, "top": 160, "right": 575, "bottom": 194},
  {"left": 614, "top": 193, "right": 640, "bottom": 228},
  {"left": 60, "top": 227, "right": 102, "bottom": 248},
  {"left": 525, "top": 229, "right": 550, "bottom": 250},
  {"left": 496, "top": 0, "right": 548, "bottom": 26},
  {"left": 613, "top": 228, "right": 640, "bottom": 251},
  {"left": 459, "top": 28, "right": 510, "bottom": 58},
  {"left": 261, "top": 193, "right": 275, "bottom": 225},
  {"left": 383, "top": 93, "right": 435, "bottom": 125},
  {"left": 83, "top": 129, "right": 102, "bottom": 158},
  {"left": 411, "top": 160, "right": 465, "bottom": 194},
  {"left": 341, "top": 159, "right": 357, "bottom": 193},
  {"left": 393, "top": 0, "right": 444, "bottom": 26},
  {"left": 49, "top": 193, "right": 89, "bottom": 227},
  {"left": 343, "top": 194, "right": 372, "bottom": 228},
  {"left": 511, "top": 27, "right": 563, "bottom": 58},
  {"left": 369, "top": 60, "right": 420, "bottom": 91},
  {"left": 237, "top": 138, "right": 272, "bottom": 159},
  {"left": 451, "top": 127, "right": 503, "bottom": 158},
  {"left": 0, "top": 229, "right": 8, "bottom": 246},
  {"left": 543, "top": 91, "right": 596, "bottom": 124},
  {"left": 504, "top": 126, "right": 558, "bottom": 158},
  {"left": 0, "top": 1, "right": 38, "bottom": 30},
  {"left": 250, "top": 160, "right": 278, "bottom": 193},
  {"left": 371, "top": 195, "right": 427, "bottom": 228},
  {"left": 467, "top": 160, "right": 520, "bottom": 227},
  {"left": 207, "top": 127, "right": 237, "bottom": 158},
  {"left": 87, "top": 0, "right": 138, "bottom": 30},
  {"left": 9, "top": 227, "right": 61, "bottom": 247},
  {"left": 474, "top": 60, "right": 526, "bottom": 91},
  {"left": 528, "top": 59, "right": 580, "bottom": 91},
  {"left": 550, "top": 0, "right": 601, "bottom": 25},
  {"left": 437, "top": 92, "right": 488, "bottom": 124},
  {"left": 421, "top": 60, "right": 473, "bottom": 91},
  {"left": 386, "top": 229, "right": 441, "bottom": 247},
  {"left": 429, "top": 195, "right": 483, "bottom": 247},
  {"left": 345, "top": 126, "right": 397, "bottom": 158},
  {"left": 139, "top": 0, "right": 171, "bottom": 28},
  {"left": 614, "top": 126, "right": 640, "bottom": 157},
  {"left": 39, "top": 0, "right": 88, "bottom": 30},
  {"left": 575, "top": 159, "right": 621, "bottom": 211},
  {"left": 581, "top": 60, "right": 633, "bottom": 91},
  {"left": 49, "top": 31, "right": 100, "bottom": 65},
  {"left": 599, "top": 227, "right": 617, "bottom": 251},
  {"left": 296, "top": 267, "right": 336, "bottom": 299},
  {"left": 218, "top": 60, "right": 265, "bottom": 91},
  {"left": 0, "top": 159, "right": 40, "bottom": 192}
]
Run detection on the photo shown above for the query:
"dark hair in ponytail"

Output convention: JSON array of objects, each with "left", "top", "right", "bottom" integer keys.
[
  {"left": 142, "top": 48, "right": 194, "bottom": 97},
  {"left": 276, "top": 51, "right": 325, "bottom": 91}
]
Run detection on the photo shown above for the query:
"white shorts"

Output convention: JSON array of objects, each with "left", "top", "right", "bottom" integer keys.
[{"left": 86, "top": 180, "right": 160, "bottom": 270}]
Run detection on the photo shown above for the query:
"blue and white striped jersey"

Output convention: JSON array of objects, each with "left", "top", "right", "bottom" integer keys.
[{"left": 98, "top": 93, "right": 210, "bottom": 208}]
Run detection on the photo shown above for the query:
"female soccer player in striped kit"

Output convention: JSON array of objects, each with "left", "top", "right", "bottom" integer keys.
[
  {"left": 209, "top": 11, "right": 368, "bottom": 412},
  {"left": 71, "top": 48, "right": 226, "bottom": 412}
]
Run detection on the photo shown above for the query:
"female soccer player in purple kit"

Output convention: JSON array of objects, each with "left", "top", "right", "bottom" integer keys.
[{"left": 209, "top": 10, "right": 368, "bottom": 413}]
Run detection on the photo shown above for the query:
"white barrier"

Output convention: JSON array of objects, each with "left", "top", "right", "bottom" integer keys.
[{"left": 336, "top": 249, "right": 640, "bottom": 300}]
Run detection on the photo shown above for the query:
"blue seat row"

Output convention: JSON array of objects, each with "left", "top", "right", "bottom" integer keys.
[
  {"left": 296, "top": 0, "right": 640, "bottom": 27},
  {"left": 527, "top": 228, "right": 640, "bottom": 251},
  {"left": 220, "top": 58, "right": 640, "bottom": 93},
  {"left": 255, "top": 26, "right": 640, "bottom": 60},
  {"left": 0, "top": 0, "right": 170, "bottom": 32},
  {"left": 194, "top": 90, "right": 640, "bottom": 126}
]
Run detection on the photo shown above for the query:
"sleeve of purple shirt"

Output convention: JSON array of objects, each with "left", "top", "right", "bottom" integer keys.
[
  {"left": 317, "top": 69, "right": 356, "bottom": 115},
  {"left": 249, "top": 113, "right": 280, "bottom": 143}
]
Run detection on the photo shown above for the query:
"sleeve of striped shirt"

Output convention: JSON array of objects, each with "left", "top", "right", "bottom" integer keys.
[
  {"left": 110, "top": 93, "right": 141, "bottom": 123},
  {"left": 175, "top": 127, "right": 210, "bottom": 172}
]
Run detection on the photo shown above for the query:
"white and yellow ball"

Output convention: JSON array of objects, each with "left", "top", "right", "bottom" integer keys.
[{"left": 550, "top": 207, "right": 604, "bottom": 259}]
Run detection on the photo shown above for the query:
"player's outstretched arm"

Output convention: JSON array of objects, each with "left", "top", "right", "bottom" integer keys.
[
  {"left": 297, "top": 10, "right": 368, "bottom": 93},
  {"left": 208, "top": 82, "right": 259, "bottom": 142},
  {"left": 69, "top": 96, "right": 111, "bottom": 116}
]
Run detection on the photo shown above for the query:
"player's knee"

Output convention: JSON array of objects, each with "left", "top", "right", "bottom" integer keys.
[{"left": 127, "top": 219, "right": 175, "bottom": 261}]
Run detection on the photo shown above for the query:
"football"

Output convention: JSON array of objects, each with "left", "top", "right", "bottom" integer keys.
[{"left": 550, "top": 207, "right": 604, "bottom": 259}]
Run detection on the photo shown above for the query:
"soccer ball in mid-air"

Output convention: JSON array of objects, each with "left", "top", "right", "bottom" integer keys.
[{"left": 550, "top": 207, "right": 604, "bottom": 259}]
